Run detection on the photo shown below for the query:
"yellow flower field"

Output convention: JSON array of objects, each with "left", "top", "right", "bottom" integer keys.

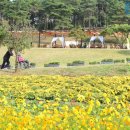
[{"left": 0, "top": 75, "right": 130, "bottom": 130}]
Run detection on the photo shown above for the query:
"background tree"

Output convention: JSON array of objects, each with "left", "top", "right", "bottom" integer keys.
[
  {"left": 0, "top": 0, "right": 32, "bottom": 71},
  {"left": 29, "top": 0, "right": 43, "bottom": 47},
  {"left": 0, "top": 20, "right": 9, "bottom": 46},
  {"left": 69, "top": 27, "right": 87, "bottom": 47},
  {"left": 1, "top": 0, "right": 128, "bottom": 30},
  {"left": 101, "top": 24, "right": 130, "bottom": 47},
  {"left": 6, "top": 27, "right": 32, "bottom": 72},
  {"left": 3, "top": 0, "right": 30, "bottom": 29},
  {"left": 80, "top": 0, "right": 97, "bottom": 28},
  {"left": 40, "top": 0, "right": 73, "bottom": 30}
]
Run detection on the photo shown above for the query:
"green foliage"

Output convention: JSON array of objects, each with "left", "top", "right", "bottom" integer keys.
[
  {"left": 69, "top": 27, "right": 87, "bottom": 42},
  {"left": 0, "top": 20, "right": 9, "bottom": 45},
  {"left": 101, "top": 24, "right": 130, "bottom": 45},
  {"left": 72, "top": 60, "right": 85, "bottom": 64},
  {"left": 2, "top": 0, "right": 30, "bottom": 27},
  {"left": 89, "top": 61, "right": 100, "bottom": 65},
  {"left": 48, "top": 62, "right": 60, "bottom": 65},
  {"left": 67, "top": 60, "right": 85, "bottom": 66},
  {"left": 0, "top": 0, "right": 128, "bottom": 30},
  {"left": 114, "top": 59, "right": 125, "bottom": 63},
  {"left": 44, "top": 62, "right": 60, "bottom": 67},
  {"left": 126, "top": 58, "right": 130, "bottom": 61},
  {"left": 4, "top": 26, "right": 32, "bottom": 72},
  {"left": 6, "top": 27, "right": 32, "bottom": 53},
  {"left": 30, "top": 63, "right": 36, "bottom": 67},
  {"left": 101, "top": 59, "right": 113, "bottom": 62}
]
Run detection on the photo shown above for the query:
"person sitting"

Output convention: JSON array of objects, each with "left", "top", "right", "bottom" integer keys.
[
  {"left": 17, "top": 53, "right": 29, "bottom": 69},
  {"left": 1, "top": 48, "right": 13, "bottom": 69}
]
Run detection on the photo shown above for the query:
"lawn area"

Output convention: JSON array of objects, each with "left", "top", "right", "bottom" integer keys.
[{"left": 1, "top": 47, "right": 130, "bottom": 76}]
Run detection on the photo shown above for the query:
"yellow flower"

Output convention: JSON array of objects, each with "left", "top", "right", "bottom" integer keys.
[
  {"left": 103, "top": 93, "right": 107, "bottom": 98},
  {"left": 89, "top": 119, "right": 95, "bottom": 128},
  {"left": 96, "top": 100, "right": 101, "bottom": 107},
  {"left": 62, "top": 105, "right": 69, "bottom": 111},
  {"left": 77, "top": 94, "right": 85, "bottom": 102},
  {"left": 124, "top": 117, "right": 130, "bottom": 126},
  {"left": 117, "top": 104, "right": 121, "bottom": 110},
  {"left": 6, "top": 123, "right": 13, "bottom": 130},
  {"left": 115, "top": 96, "right": 119, "bottom": 102},
  {"left": 106, "top": 98, "right": 110, "bottom": 105}
]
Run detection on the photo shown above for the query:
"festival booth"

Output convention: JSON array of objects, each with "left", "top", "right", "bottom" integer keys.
[
  {"left": 89, "top": 36, "right": 104, "bottom": 48},
  {"left": 51, "top": 36, "right": 65, "bottom": 48}
]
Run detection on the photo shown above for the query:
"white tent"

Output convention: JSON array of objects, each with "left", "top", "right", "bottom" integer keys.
[
  {"left": 88, "top": 36, "right": 104, "bottom": 48},
  {"left": 51, "top": 36, "right": 65, "bottom": 48}
]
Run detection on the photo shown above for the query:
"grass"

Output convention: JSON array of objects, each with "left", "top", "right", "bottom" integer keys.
[
  {"left": 1, "top": 64, "right": 130, "bottom": 76},
  {"left": 1, "top": 47, "right": 130, "bottom": 76}
]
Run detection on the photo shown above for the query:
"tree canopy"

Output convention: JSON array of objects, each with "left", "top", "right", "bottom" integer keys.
[
  {"left": 101, "top": 24, "right": 130, "bottom": 46},
  {"left": 0, "top": 0, "right": 129, "bottom": 30}
]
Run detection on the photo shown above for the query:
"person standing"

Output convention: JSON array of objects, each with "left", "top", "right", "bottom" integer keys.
[{"left": 1, "top": 48, "right": 13, "bottom": 69}]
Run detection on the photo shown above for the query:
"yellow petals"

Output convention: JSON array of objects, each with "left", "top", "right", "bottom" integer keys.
[{"left": 0, "top": 75, "right": 129, "bottom": 129}]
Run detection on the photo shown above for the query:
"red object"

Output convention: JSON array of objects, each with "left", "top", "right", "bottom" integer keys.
[{"left": 18, "top": 56, "right": 24, "bottom": 62}]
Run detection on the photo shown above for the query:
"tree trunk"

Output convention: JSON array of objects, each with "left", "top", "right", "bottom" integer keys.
[
  {"left": 80, "top": 39, "right": 83, "bottom": 48},
  {"left": 15, "top": 52, "right": 18, "bottom": 73},
  {"left": 38, "top": 31, "right": 41, "bottom": 47},
  {"left": 89, "top": 18, "right": 91, "bottom": 28}
]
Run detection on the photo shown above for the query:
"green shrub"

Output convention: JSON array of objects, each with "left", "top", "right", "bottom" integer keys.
[
  {"left": 48, "top": 62, "right": 60, "bottom": 65},
  {"left": 30, "top": 63, "right": 36, "bottom": 67},
  {"left": 126, "top": 58, "right": 130, "bottom": 61},
  {"left": 89, "top": 61, "right": 100, "bottom": 65},
  {"left": 44, "top": 62, "right": 60, "bottom": 67},
  {"left": 67, "top": 61, "right": 85, "bottom": 66},
  {"left": 72, "top": 61, "right": 85, "bottom": 64},
  {"left": 101, "top": 59, "right": 113, "bottom": 62},
  {"left": 105, "top": 37, "right": 118, "bottom": 44},
  {"left": 114, "top": 59, "right": 125, "bottom": 63},
  {"left": 67, "top": 63, "right": 73, "bottom": 66},
  {"left": 44, "top": 64, "right": 48, "bottom": 67}
]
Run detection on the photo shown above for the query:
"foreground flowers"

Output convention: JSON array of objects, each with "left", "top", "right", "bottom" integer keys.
[{"left": 0, "top": 75, "right": 130, "bottom": 129}]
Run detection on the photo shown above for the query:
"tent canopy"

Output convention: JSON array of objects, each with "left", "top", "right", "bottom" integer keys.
[
  {"left": 51, "top": 36, "right": 65, "bottom": 48},
  {"left": 89, "top": 36, "right": 104, "bottom": 48},
  {"left": 90, "top": 36, "right": 104, "bottom": 43}
]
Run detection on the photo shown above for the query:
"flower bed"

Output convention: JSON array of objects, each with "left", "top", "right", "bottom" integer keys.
[{"left": 0, "top": 75, "right": 130, "bottom": 129}]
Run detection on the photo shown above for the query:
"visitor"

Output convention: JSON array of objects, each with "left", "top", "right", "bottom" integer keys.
[
  {"left": 17, "top": 52, "right": 29, "bottom": 68},
  {"left": 1, "top": 48, "right": 13, "bottom": 69}
]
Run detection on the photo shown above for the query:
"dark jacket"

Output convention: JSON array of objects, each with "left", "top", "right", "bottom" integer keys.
[{"left": 4, "top": 50, "right": 13, "bottom": 60}]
